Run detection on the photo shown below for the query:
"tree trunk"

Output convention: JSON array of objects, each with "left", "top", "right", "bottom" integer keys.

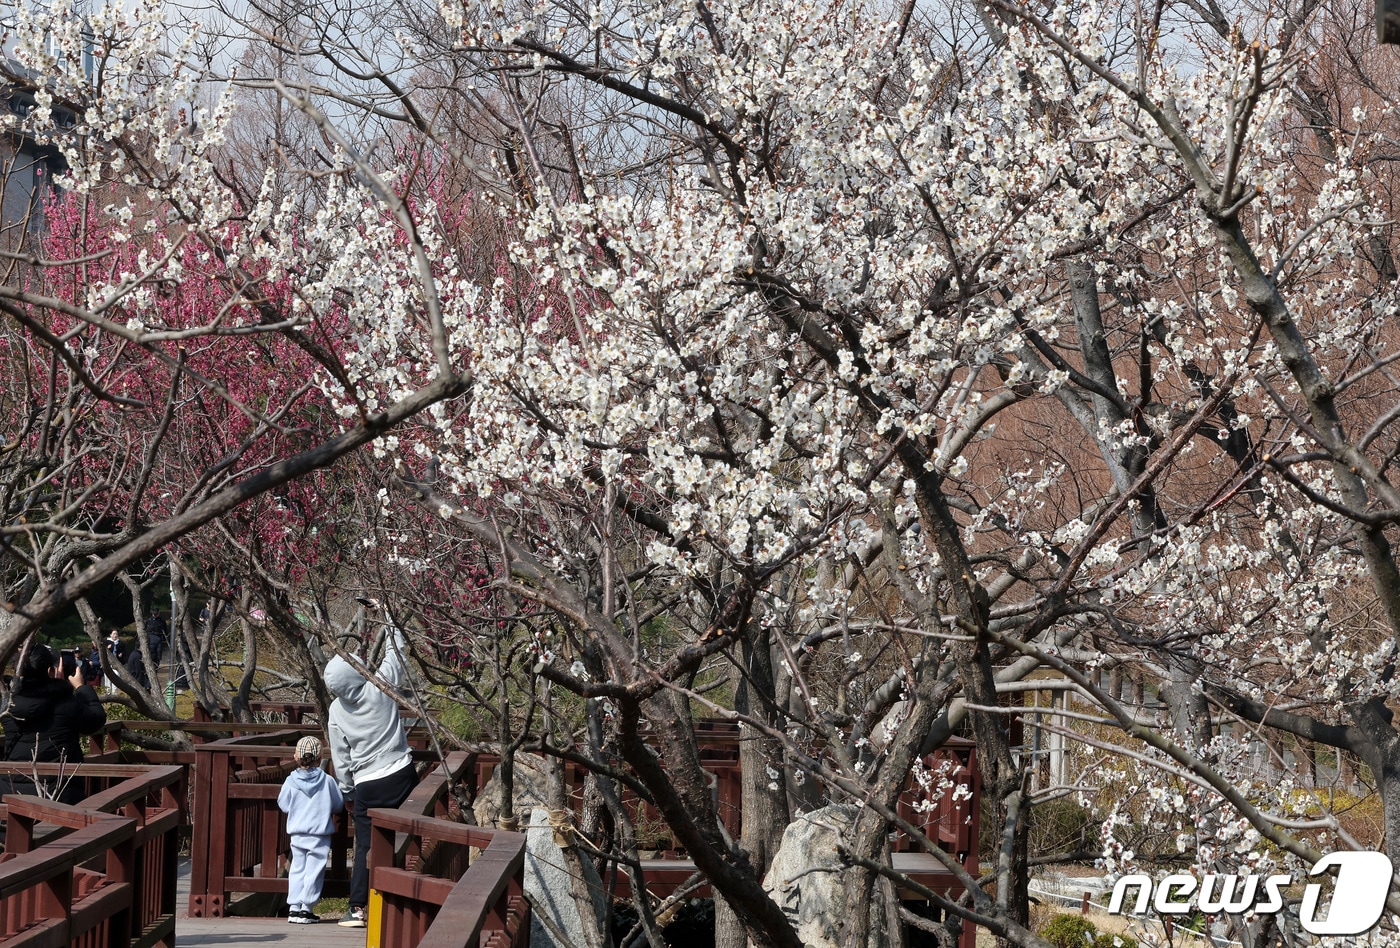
[
  {"left": 618, "top": 690, "right": 803, "bottom": 948},
  {"left": 717, "top": 628, "right": 791, "bottom": 948},
  {"left": 714, "top": 900, "right": 747, "bottom": 948},
  {"left": 1159, "top": 655, "right": 1212, "bottom": 749},
  {"left": 1340, "top": 748, "right": 1359, "bottom": 794},
  {"left": 1299, "top": 739, "right": 1316, "bottom": 787},
  {"left": 544, "top": 738, "right": 606, "bottom": 948}
]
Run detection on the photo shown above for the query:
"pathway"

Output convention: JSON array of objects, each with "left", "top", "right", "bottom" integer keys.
[{"left": 175, "top": 857, "right": 367, "bottom": 947}]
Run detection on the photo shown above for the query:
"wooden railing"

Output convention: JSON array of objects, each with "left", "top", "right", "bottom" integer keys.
[
  {"left": 368, "top": 808, "right": 528, "bottom": 948},
  {"left": 367, "top": 752, "right": 528, "bottom": 947},
  {"left": 184, "top": 733, "right": 529, "bottom": 948},
  {"left": 184, "top": 728, "right": 462, "bottom": 917},
  {"left": 44, "top": 711, "right": 978, "bottom": 948},
  {"left": 470, "top": 725, "right": 976, "bottom": 863},
  {"left": 191, "top": 701, "right": 317, "bottom": 725},
  {"left": 895, "top": 738, "right": 981, "bottom": 862},
  {"left": 0, "top": 763, "right": 185, "bottom": 947},
  {"left": 187, "top": 729, "right": 350, "bottom": 917}
]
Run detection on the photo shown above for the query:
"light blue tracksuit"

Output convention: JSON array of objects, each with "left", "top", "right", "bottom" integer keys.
[{"left": 278, "top": 765, "right": 344, "bottom": 912}]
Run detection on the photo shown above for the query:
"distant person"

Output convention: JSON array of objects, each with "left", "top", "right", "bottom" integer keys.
[
  {"left": 325, "top": 614, "right": 414, "bottom": 929},
  {"left": 144, "top": 612, "right": 168, "bottom": 663},
  {"left": 103, "top": 630, "right": 126, "bottom": 694},
  {"left": 125, "top": 646, "right": 150, "bottom": 690},
  {"left": 86, "top": 643, "right": 103, "bottom": 688},
  {"left": 2, "top": 643, "right": 107, "bottom": 804},
  {"left": 278, "top": 736, "right": 343, "bottom": 924}
]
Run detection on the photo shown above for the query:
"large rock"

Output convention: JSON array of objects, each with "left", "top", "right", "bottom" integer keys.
[
  {"left": 762, "top": 804, "right": 888, "bottom": 948},
  {"left": 524, "top": 807, "right": 607, "bottom": 948},
  {"left": 472, "top": 753, "right": 549, "bottom": 828}
]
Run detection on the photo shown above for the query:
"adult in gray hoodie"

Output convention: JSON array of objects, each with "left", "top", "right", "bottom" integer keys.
[{"left": 324, "top": 625, "right": 416, "bottom": 927}]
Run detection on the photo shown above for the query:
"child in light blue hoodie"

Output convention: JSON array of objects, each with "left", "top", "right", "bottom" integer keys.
[{"left": 278, "top": 736, "right": 344, "bottom": 924}]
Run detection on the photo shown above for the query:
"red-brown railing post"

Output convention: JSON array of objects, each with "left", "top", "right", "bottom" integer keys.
[
  {"left": 5, "top": 800, "right": 33, "bottom": 855},
  {"left": 370, "top": 814, "right": 398, "bottom": 944},
  {"left": 35, "top": 867, "right": 71, "bottom": 922},
  {"left": 163, "top": 769, "right": 184, "bottom": 930},
  {"left": 107, "top": 815, "right": 136, "bottom": 948},
  {"left": 189, "top": 743, "right": 232, "bottom": 916}
]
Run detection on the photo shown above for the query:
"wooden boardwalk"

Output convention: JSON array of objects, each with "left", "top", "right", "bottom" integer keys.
[
  {"left": 178, "top": 916, "right": 368, "bottom": 946},
  {"left": 175, "top": 857, "right": 367, "bottom": 947},
  {"left": 0, "top": 715, "right": 974, "bottom": 948}
]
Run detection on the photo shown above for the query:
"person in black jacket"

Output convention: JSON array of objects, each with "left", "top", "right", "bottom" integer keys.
[
  {"left": 2, "top": 643, "right": 107, "bottom": 804},
  {"left": 125, "top": 646, "right": 150, "bottom": 690},
  {"left": 143, "top": 613, "right": 167, "bottom": 663}
]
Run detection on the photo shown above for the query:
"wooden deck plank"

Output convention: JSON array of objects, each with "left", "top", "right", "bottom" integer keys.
[
  {"left": 175, "top": 857, "right": 366, "bottom": 946},
  {"left": 177, "top": 915, "right": 370, "bottom": 946}
]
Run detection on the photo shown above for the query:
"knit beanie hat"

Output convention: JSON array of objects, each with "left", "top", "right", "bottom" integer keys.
[{"left": 295, "top": 736, "right": 322, "bottom": 764}]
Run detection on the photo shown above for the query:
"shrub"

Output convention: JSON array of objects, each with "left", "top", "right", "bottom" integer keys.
[
  {"left": 1041, "top": 913, "right": 1099, "bottom": 948},
  {"left": 1094, "top": 933, "right": 1139, "bottom": 948}
]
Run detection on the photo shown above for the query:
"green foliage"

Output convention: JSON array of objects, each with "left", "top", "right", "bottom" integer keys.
[
  {"left": 437, "top": 699, "right": 486, "bottom": 741},
  {"left": 1179, "top": 912, "right": 1207, "bottom": 934},
  {"left": 1038, "top": 912, "right": 1138, "bottom": 948},
  {"left": 640, "top": 616, "right": 673, "bottom": 648},
  {"left": 43, "top": 616, "right": 91, "bottom": 650},
  {"left": 1041, "top": 914, "right": 1098, "bottom": 948}
]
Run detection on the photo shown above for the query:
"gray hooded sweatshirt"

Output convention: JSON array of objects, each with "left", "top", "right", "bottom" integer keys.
[
  {"left": 325, "top": 628, "right": 412, "bottom": 794},
  {"left": 278, "top": 765, "right": 344, "bottom": 836}
]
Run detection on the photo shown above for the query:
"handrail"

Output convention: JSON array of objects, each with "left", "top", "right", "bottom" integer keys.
[
  {"left": 0, "top": 802, "right": 135, "bottom": 893},
  {"left": 208, "top": 729, "right": 306, "bottom": 749},
  {"left": 0, "top": 763, "right": 185, "bottom": 947},
  {"left": 367, "top": 809, "right": 499, "bottom": 849},
  {"left": 81, "top": 765, "right": 186, "bottom": 812},
  {"left": 367, "top": 806, "right": 528, "bottom": 948},
  {"left": 186, "top": 735, "right": 477, "bottom": 917},
  {"left": 400, "top": 752, "right": 472, "bottom": 818}
]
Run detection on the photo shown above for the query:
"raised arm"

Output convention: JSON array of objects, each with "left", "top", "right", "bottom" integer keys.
[{"left": 377, "top": 624, "right": 408, "bottom": 688}]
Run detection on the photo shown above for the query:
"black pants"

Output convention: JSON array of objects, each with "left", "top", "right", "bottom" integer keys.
[{"left": 350, "top": 762, "right": 417, "bottom": 909}]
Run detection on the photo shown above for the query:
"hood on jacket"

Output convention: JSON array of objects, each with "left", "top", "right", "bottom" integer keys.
[
  {"left": 324, "top": 656, "right": 366, "bottom": 703},
  {"left": 289, "top": 766, "right": 327, "bottom": 798},
  {"left": 11, "top": 678, "right": 74, "bottom": 708}
]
